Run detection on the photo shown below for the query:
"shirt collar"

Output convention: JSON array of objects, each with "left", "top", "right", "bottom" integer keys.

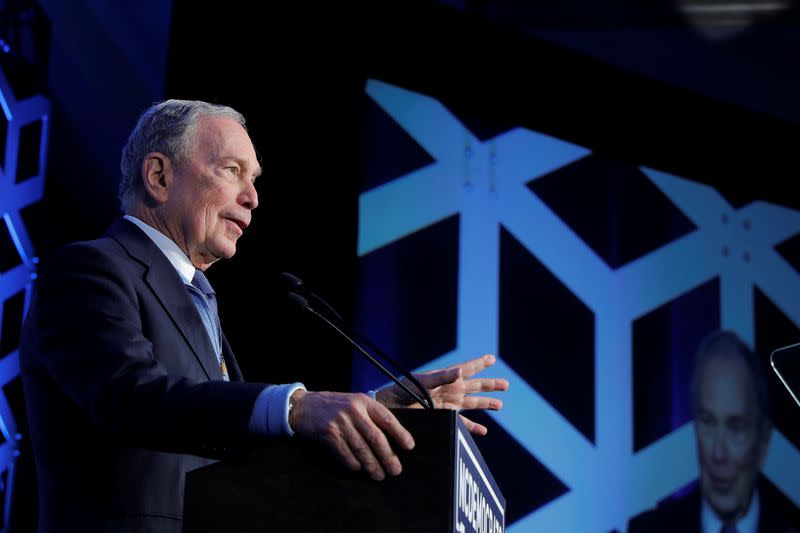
[
  {"left": 701, "top": 487, "right": 759, "bottom": 533},
  {"left": 123, "top": 215, "right": 196, "bottom": 285}
]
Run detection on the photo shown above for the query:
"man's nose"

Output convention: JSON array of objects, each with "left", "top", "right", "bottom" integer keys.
[
  {"left": 239, "top": 180, "right": 258, "bottom": 210},
  {"left": 711, "top": 430, "right": 729, "bottom": 462}
]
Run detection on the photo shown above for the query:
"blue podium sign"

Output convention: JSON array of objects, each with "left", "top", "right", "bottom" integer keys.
[{"left": 453, "top": 424, "right": 506, "bottom": 533}]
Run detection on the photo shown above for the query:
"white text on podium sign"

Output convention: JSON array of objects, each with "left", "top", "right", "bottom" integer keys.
[{"left": 454, "top": 429, "right": 505, "bottom": 533}]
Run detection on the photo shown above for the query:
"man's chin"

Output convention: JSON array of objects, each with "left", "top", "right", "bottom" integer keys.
[
  {"left": 212, "top": 240, "right": 238, "bottom": 260},
  {"left": 197, "top": 245, "right": 236, "bottom": 268},
  {"left": 708, "top": 494, "right": 742, "bottom": 522}
]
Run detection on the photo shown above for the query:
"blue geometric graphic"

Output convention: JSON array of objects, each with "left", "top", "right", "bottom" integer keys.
[
  {"left": 358, "top": 79, "right": 800, "bottom": 532},
  {"left": 0, "top": 66, "right": 50, "bottom": 529}
]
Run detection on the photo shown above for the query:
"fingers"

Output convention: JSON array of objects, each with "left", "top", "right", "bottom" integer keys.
[
  {"left": 459, "top": 414, "right": 488, "bottom": 436},
  {"left": 379, "top": 355, "right": 509, "bottom": 412},
  {"left": 345, "top": 419, "right": 395, "bottom": 481},
  {"left": 460, "top": 395, "right": 503, "bottom": 410},
  {"left": 376, "top": 368, "right": 461, "bottom": 408},
  {"left": 416, "top": 367, "right": 462, "bottom": 390},
  {"left": 327, "top": 428, "right": 363, "bottom": 473},
  {"left": 367, "top": 401, "right": 416, "bottom": 451},
  {"left": 463, "top": 377, "right": 509, "bottom": 394},
  {"left": 450, "top": 353, "right": 497, "bottom": 379},
  {"left": 296, "top": 391, "right": 413, "bottom": 481},
  {"left": 415, "top": 356, "right": 504, "bottom": 391},
  {"left": 350, "top": 401, "right": 415, "bottom": 480}
]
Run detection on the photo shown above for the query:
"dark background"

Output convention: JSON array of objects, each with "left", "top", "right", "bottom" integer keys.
[{"left": 20, "top": 0, "right": 800, "bottom": 388}]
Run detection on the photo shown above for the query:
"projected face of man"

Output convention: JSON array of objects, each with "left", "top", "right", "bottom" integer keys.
[{"left": 694, "top": 353, "right": 771, "bottom": 523}]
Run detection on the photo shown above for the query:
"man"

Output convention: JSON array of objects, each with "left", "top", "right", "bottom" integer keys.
[
  {"left": 628, "top": 330, "right": 798, "bottom": 533},
  {"left": 19, "top": 99, "right": 508, "bottom": 532}
]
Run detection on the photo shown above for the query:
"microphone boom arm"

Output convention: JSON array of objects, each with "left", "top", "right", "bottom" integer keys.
[{"left": 288, "top": 292, "right": 434, "bottom": 410}]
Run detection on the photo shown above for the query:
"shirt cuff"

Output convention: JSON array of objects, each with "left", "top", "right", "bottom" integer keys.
[{"left": 248, "top": 382, "right": 306, "bottom": 437}]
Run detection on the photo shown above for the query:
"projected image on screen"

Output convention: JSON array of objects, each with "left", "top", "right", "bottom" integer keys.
[{"left": 354, "top": 79, "right": 800, "bottom": 532}]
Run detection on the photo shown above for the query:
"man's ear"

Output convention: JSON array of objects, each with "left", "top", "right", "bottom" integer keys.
[{"left": 141, "top": 152, "right": 171, "bottom": 204}]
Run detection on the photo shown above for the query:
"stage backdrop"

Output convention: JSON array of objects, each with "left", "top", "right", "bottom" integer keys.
[
  {"left": 353, "top": 78, "right": 800, "bottom": 531},
  {"left": 1, "top": 1, "right": 798, "bottom": 531}
]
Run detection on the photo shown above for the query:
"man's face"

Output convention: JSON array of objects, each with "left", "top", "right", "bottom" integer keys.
[
  {"left": 694, "top": 354, "right": 771, "bottom": 522},
  {"left": 165, "top": 115, "right": 260, "bottom": 268}
]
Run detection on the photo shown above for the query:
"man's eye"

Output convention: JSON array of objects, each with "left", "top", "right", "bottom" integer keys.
[
  {"left": 698, "top": 414, "right": 714, "bottom": 426},
  {"left": 226, "top": 166, "right": 240, "bottom": 174},
  {"left": 728, "top": 420, "right": 747, "bottom": 432}
]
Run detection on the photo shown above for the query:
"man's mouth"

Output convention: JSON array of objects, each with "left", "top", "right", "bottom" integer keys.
[
  {"left": 223, "top": 217, "right": 248, "bottom": 231},
  {"left": 709, "top": 473, "right": 735, "bottom": 492}
]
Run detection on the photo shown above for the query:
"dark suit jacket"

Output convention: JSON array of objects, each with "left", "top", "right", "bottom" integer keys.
[
  {"left": 20, "top": 219, "right": 268, "bottom": 532},
  {"left": 628, "top": 478, "right": 800, "bottom": 533}
]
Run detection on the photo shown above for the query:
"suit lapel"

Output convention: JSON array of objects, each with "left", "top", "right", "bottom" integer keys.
[
  {"left": 108, "top": 219, "right": 221, "bottom": 381},
  {"left": 145, "top": 260, "right": 222, "bottom": 380},
  {"left": 757, "top": 476, "right": 798, "bottom": 533}
]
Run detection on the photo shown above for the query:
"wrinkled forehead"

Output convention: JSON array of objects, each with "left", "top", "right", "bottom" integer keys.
[
  {"left": 190, "top": 115, "right": 259, "bottom": 169},
  {"left": 193, "top": 116, "right": 251, "bottom": 151}
]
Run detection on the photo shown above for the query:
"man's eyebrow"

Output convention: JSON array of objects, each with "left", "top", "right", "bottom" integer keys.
[
  {"left": 725, "top": 414, "right": 749, "bottom": 423},
  {"left": 223, "top": 155, "right": 261, "bottom": 179}
]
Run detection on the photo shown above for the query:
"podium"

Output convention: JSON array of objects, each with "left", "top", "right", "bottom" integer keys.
[{"left": 183, "top": 409, "right": 505, "bottom": 532}]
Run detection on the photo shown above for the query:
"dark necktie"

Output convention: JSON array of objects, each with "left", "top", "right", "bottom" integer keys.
[
  {"left": 191, "top": 269, "right": 218, "bottom": 321},
  {"left": 720, "top": 524, "right": 738, "bottom": 533},
  {"left": 190, "top": 269, "right": 229, "bottom": 380}
]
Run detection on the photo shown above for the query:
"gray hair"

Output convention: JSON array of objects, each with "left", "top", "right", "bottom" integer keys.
[
  {"left": 118, "top": 99, "right": 246, "bottom": 211},
  {"left": 690, "top": 329, "right": 771, "bottom": 424}
]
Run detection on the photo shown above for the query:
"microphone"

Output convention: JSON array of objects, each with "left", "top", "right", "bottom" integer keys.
[
  {"left": 282, "top": 273, "right": 434, "bottom": 410},
  {"left": 280, "top": 272, "right": 345, "bottom": 324}
]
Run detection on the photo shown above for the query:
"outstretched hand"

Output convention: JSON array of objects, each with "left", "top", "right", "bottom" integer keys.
[{"left": 376, "top": 354, "right": 509, "bottom": 436}]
